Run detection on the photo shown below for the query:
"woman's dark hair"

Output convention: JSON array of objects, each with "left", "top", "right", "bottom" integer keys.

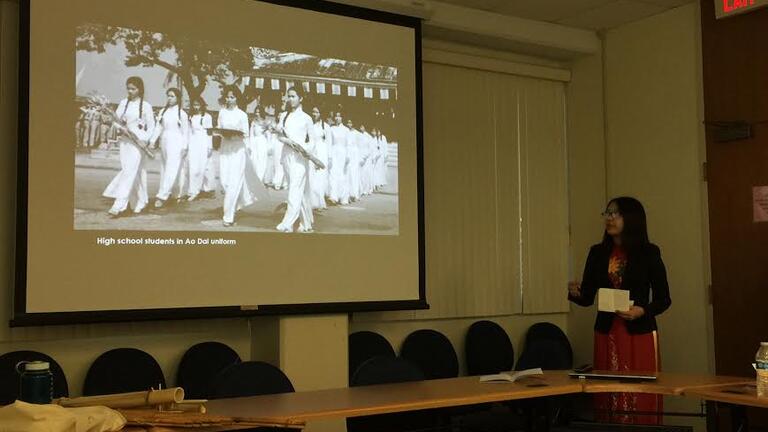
[
  {"left": 191, "top": 97, "right": 207, "bottom": 125},
  {"left": 122, "top": 76, "right": 145, "bottom": 121},
  {"left": 602, "top": 196, "right": 650, "bottom": 253},
  {"left": 160, "top": 87, "right": 183, "bottom": 126},
  {"left": 222, "top": 85, "right": 243, "bottom": 108},
  {"left": 286, "top": 86, "right": 304, "bottom": 100}
]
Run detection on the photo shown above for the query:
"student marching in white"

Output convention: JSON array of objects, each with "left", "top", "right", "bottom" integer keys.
[
  {"left": 328, "top": 111, "right": 350, "bottom": 205},
  {"left": 368, "top": 129, "right": 378, "bottom": 191},
  {"left": 248, "top": 106, "right": 270, "bottom": 182},
  {"left": 201, "top": 149, "right": 219, "bottom": 197},
  {"left": 360, "top": 125, "right": 375, "bottom": 196},
  {"left": 187, "top": 98, "right": 213, "bottom": 201},
  {"left": 104, "top": 76, "right": 155, "bottom": 217},
  {"left": 374, "top": 129, "right": 388, "bottom": 189},
  {"left": 216, "top": 86, "right": 267, "bottom": 227},
  {"left": 151, "top": 88, "right": 189, "bottom": 207},
  {"left": 260, "top": 105, "right": 278, "bottom": 186},
  {"left": 309, "top": 106, "right": 331, "bottom": 211},
  {"left": 268, "top": 108, "right": 287, "bottom": 191},
  {"left": 346, "top": 119, "right": 362, "bottom": 202},
  {"left": 275, "top": 87, "right": 316, "bottom": 233},
  {"left": 370, "top": 127, "right": 381, "bottom": 189}
]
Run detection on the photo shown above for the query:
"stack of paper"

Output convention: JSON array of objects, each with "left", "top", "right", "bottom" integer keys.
[{"left": 598, "top": 288, "right": 633, "bottom": 312}]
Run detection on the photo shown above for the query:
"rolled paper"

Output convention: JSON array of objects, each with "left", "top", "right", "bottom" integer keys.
[{"left": 54, "top": 387, "right": 185, "bottom": 409}]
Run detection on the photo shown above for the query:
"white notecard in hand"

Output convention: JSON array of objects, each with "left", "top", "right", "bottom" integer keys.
[{"left": 598, "top": 288, "right": 633, "bottom": 312}]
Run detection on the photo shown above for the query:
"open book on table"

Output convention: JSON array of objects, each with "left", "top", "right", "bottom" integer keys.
[{"left": 479, "top": 368, "right": 543, "bottom": 383}]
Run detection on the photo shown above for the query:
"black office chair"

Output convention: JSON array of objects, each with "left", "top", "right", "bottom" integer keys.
[
  {"left": 515, "top": 339, "right": 573, "bottom": 371},
  {"left": 400, "top": 329, "right": 459, "bottom": 380},
  {"left": 350, "top": 355, "right": 424, "bottom": 386},
  {"left": 349, "top": 331, "right": 396, "bottom": 384},
  {"left": 522, "top": 322, "right": 573, "bottom": 369},
  {"left": 208, "top": 361, "right": 294, "bottom": 399},
  {"left": 456, "top": 322, "right": 529, "bottom": 432},
  {"left": 176, "top": 341, "right": 241, "bottom": 399},
  {"left": 0, "top": 350, "right": 69, "bottom": 405},
  {"left": 83, "top": 348, "right": 165, "bottom": 396},
  {"left": 465, "top": 320, "right": 515, "bottom": 375},
  {"left": 348, "top": 356, "right": 445, "bottom": 432},
  {"left": 515, "top": 324, "right": 575, "bottom": 429}
]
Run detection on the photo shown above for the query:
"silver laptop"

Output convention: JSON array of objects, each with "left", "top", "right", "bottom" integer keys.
[{"left": 568, "top": 370, "right": 657, "bottom": 381}]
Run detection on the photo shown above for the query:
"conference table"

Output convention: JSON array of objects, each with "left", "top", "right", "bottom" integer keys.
[
  {"left": 685, "top": 383, "right": 767, "bottom": 432},
  {"left": 206, "top": 372, "right": 580, "bottom": 424},
  {"left": 122, "top": 371, "right": 758, "bottom": 431}
]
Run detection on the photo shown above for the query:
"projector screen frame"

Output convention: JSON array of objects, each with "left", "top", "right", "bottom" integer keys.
[{"left": 12, "top": 0, "right": 427, "bottom": 327}]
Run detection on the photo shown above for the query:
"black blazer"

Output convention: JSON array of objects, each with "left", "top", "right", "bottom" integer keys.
[{"left": 569, "top": 242, "right": 671, "bottom": 334}]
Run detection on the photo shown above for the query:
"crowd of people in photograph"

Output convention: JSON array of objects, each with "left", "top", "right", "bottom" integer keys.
[{"left": 88, "top": 76, "right": 393, "bottom": 232}]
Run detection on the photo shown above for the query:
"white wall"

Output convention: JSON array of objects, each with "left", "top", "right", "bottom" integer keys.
[
  {"left": 566, "top": 3, "right": 712, "bottom": 429},
  {"left": 603, "top": 2, "right": 710, "bottom": 378},
  {"left": 565, "top": 47, "right": 606, "bottom": 368}
]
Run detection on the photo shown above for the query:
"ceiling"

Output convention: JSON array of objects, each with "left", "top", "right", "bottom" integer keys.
[{"left": 436, "top": 0, "right": 696, "bottom": 30}]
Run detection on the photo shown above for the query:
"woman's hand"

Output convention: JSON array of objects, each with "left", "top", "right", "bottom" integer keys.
[
  {"left": 616, "top": 306, "right": 645, "bottom": 321},
  {"left": 568, "top": 281, "right": 582, "bottom": 298}
]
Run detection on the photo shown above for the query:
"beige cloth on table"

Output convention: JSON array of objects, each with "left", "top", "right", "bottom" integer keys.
[{"left": 0, "top": 400, "right": 126, "bottom": 432}]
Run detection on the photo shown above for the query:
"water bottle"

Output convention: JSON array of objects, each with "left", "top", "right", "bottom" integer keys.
[
  {"left": 756, "top": 342, "right": 768, "bottom": 397},
  {"left": 16, "top": 361, "right": 53, "bottom": 404}
]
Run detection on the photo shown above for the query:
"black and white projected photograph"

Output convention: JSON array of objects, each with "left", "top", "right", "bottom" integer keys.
[
  {"left": 74, "top": 23, "right": 400, "bottom": 234},
  {"left": 18, "top": 0, "right": 422, "bottom": 321}
]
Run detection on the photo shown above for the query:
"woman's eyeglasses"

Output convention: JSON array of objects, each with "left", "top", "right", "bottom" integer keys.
[{"left": 601, "top": 210, "right": 621, "bottom": 219}]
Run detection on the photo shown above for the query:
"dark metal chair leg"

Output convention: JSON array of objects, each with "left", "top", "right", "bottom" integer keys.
[
  {"left": 706, "top": 401, "right": 720, "bottom": 432},
  {"left": 730, "top": 404, "right": 748, "bottom": 432}
]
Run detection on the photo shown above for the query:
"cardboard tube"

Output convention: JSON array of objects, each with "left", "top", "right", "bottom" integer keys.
[{"left": 55, "top": 388, "right": 185, "bottom": 409}]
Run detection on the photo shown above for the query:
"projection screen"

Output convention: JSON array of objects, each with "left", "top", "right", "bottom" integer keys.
[{"left": 13, "top": 0, "right": 425, "bottom": 325}]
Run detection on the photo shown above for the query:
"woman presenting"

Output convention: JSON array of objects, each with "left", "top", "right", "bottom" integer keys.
[{"left": 568, "top": 197, "right": 671, "bottom": 425}]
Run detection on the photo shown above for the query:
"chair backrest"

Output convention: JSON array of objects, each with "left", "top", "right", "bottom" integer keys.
[
  {"left": 0, "top": 350, "right": 69, "bottom": 405},
  {"left": 400, "top": 329, "right": 458, "bottom": 380},
  {"left": 350, "top": 356, "right": 424, "bottom": 387},
  {"left": 208, "top": 361, "right": 294, "bottom": 399},
  {"left": 349, "top": 331, "right": 395, "bottom": 382},
  {"left": 347, "top": 356, "right": 430, "bottom": 432},
  {"left": 523, "top": 322, "right": 573, "bottom": 368},
  {"left": 176, "top": 342, "right": 241, "bottom": 399},
  {"left": 465, "top": 320, "right": 515, "bottom": 375},
  {"left": 515, "top": 339, "right": 573, "bottom": 370},
  {"left": 83, "top": 348, "right": 166, "bottom": 396}
]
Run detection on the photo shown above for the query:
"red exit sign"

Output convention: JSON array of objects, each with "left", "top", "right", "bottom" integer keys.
[{"left": 715, "top": 0, "right": 768, "bottom": 18}]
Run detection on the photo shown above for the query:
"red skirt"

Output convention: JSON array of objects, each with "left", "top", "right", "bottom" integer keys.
[{"left": 594, "top": 316, "right": 662, "bottom": 424}]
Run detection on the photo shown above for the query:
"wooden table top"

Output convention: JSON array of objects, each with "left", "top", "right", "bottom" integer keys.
[
  {"left": 120, "top": 371, "right": 757, "bottom": 428},
  {"left": 684, "top": 383, "right": 768, "bottom": 409},
  {"left": 206, "top": 372, "right": 582, "bottom": 423},
  {"left": 123, "top": 427, "right": 254, "bottom": 432},
  {"left": 579, "top": 371, "right": 753, "bottom": 396}
]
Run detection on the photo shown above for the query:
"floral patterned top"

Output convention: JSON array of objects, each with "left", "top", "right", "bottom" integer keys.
[{"left": 608, "top": 246, "right": 627, "bottom": 289}]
